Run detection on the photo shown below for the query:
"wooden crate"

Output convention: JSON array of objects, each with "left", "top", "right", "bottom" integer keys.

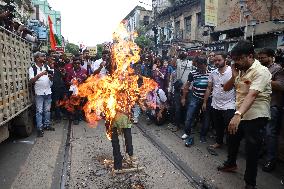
[{"left": 0, "top": 27, "right": 32, "bottom": 124}]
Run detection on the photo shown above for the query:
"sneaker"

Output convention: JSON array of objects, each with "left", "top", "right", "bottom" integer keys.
[
  {"left": 133, "top": 118, "right": 138, "bottom": 124},
  {"left": 200, "top": 136, "right": 207, "bottom": 143},
  {"left": 44, "top": 126, "right": 55, "bottom": 131},
  {"left": 185, "top": 137, "right": 194, "bottom": 147},
  {"left": 181, "top": 134, "right": 189, "bottom": 140},
  {"left": 217, "top": 161, "right": 237, "bottom": 172},
  {"left": 37, "top": 130, "right": 44, "bottom": 137}
]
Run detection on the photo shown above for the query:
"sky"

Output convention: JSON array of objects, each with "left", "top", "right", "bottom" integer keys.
[{"left": 47, "top": 0, "right": 152, "bottom": 46}]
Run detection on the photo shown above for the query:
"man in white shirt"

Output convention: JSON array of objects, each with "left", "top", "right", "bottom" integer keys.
[
  {"left": 29, "top": 52, "right": 55, "bottom": 137},
  {"left": 92, "top": 50, "right": 111, "bottom": 77},
  {"left": 145, "top": 88, "right": 168, "bottom": 126},
  {"left": 170, "top": 51, "right": 194, "bottom": 132},
  {"left": 81, "top": 49, "right": 93, "bottom": 76},
  {"left": 202, "top": 52, "right": 236, "bottom": 148}
]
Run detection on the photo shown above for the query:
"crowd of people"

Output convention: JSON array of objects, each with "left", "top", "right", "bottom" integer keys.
[{"left": 28, "top": 40, "right": 284, "bottom": 189}]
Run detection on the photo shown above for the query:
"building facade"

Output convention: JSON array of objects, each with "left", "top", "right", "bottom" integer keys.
[
  {"left": 123, "top": 6, "right": 153, "bottom": 34},
  {"left": 154, "top": 0, "right": 206, "bottom": 49},
  {"left": 32, "top": 0, "right": 61, "bottom": 38},
  {"left": 209, "top": 0, "right": 284, "bottom": 51}
]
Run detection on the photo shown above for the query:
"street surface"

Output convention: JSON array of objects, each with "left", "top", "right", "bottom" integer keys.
[{"left": 0, "top": 117, "right": 284, "bottom": 189}]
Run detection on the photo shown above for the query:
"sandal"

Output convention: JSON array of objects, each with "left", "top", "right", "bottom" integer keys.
[
  {"left": 209, "top": 143, "right": 222, "bottom": 149},
  {"left": 207, "top": 146, "right": 218, "bottom": 156}
]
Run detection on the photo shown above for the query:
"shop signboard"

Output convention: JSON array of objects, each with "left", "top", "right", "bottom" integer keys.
[
  {"left": 202, "top": 0, "right": 218, "bottom": 27},
  {"left": 204, "top": 43, "right": 227, "bottom": 52},
  {"left": 88, "top": 46, "right": 97, "bottom": 56},
  {"left": 277, "top": 35, "right": 284, "bottom": 48}
]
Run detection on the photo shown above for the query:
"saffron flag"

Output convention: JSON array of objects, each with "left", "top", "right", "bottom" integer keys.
[{"left": 48, "top": 15, "right": 57, "bottom": 50}]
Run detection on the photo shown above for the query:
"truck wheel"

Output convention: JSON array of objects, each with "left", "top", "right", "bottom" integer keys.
[{"left": 13, "top": 109, "right": 34, "bottom": 137}]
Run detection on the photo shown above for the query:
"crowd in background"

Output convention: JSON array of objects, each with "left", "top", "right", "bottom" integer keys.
[{"left": 28, "top": 39, "right": 284, "bottom": 188}]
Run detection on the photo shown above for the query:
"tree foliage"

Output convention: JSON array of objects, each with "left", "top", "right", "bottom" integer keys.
[
  {"left": 65, "top": 43, "right": 79, "bottom": 55},
  {"left": 96, "top": 44, "right": 104, "bottom": 59},
  {"left": 135, "top": 35, "right": 153, "bottom": 49}
]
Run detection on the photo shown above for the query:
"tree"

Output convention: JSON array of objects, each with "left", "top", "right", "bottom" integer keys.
[
  {"left": 134, "top": 35, "right": 153, "bottom": 49},
  {"left": 96, "top": 44, "right": 104, "bottom": 59},
  {"left": 65, "top": 43, "right": 79, "bottom": 55}
]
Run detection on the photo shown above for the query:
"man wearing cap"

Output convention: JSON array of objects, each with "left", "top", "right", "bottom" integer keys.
[
  {"left": 181, "top": 56, "right": 212, "bottom": 146},
  {"left": 29, "top": 52, "right": 55, "bottom": 137}
]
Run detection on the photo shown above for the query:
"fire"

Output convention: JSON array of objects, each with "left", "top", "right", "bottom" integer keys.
[{"left": 76, "top": 23, "right": 157, "bottom": 139}]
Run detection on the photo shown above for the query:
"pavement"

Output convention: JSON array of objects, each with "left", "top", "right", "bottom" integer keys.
[
  {"left": 0, "top": 120, "right": 68, "bottom": 189},
  {"left": 0, "top": 117, "right": 284, "bottom": 189},
  {"left": 67, "top": 121, "right": 192, "bottom": 189}
]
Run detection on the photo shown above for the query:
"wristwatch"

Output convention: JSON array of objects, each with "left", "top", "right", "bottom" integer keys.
[{"left": 234, "top": 111, "right": 243, "bottom": 118}]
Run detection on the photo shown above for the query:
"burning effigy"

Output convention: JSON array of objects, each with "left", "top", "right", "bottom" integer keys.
[
  {"left": 76, "top": 23, "right": 157, "bottom": 138},
  {"left": 64, "top": 23, "right": 157, "bottom": 172}
]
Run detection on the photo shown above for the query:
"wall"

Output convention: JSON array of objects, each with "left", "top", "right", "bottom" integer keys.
[{"left": 216, "top": 0, "right": 284, "bottom": 31}]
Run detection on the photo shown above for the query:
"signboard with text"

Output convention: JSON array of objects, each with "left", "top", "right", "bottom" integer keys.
[
  {"left": 277, "top": 35, "right": 284, "bottom": 47},
  {"left": 204, "top": 0, "right": 218, "bottom": 26},
  {"left": 55, "top": 46, "right": 64, "bottom": 53},
  {"left": 88, "top": 46, "right": 97, "bottom": 56}
]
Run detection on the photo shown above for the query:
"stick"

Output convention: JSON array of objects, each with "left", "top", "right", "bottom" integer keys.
[{"left": 112, "top": 167, "right": 145, "bottom": 174}]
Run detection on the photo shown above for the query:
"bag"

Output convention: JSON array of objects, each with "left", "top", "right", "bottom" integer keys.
[
  {"left": 32, "top": 64, "right": 49, "bottom": 77},
  {"left": 174, "top": 60, "right": 189, "bottom": 92}
]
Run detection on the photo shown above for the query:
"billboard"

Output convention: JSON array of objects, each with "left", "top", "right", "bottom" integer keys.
[
  {"left": 88, "top": 46, "right": 97, "bottom": 57},
  {"left": 204, "top": 0, "right": 218, "bottom": 27},
  {"left": 277, "top": 35, "right": 284, "bottom": 47}
]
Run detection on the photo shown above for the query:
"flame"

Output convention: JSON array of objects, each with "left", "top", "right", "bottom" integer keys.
[{"left": 76, "top": 23, "right": 157, "bottom": 139}]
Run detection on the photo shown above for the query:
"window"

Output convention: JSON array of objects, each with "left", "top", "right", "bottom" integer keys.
[
  {"left": 175, "top": 21, "right": 180, "bottom": 31},
  {"left": 143, "top": 16, "right": 150, "bottom": 26},
  {"left": 196, "top": 12, "right": 202, "bottom": 27},
  {"left": 184, "top": 16, "right": 192, "bottom": 32}
]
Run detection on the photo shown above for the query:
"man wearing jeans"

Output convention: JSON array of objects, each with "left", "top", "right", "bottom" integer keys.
[
  {"left": 29, "top": 52, "right": 55, "bottom": 137},
  {"left": 219, "top": 40, "right": 272, "bottom": 189},
  {"left": 258, "top": 48, "right": 284, "bottom": 172},
  {"left": 181, "top": 56, "right": 212, "bottom": 145}
]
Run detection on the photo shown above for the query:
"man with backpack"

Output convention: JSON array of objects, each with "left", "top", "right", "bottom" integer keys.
[{"left": 29, "top": 52, "right": 55, "bottom": 137}]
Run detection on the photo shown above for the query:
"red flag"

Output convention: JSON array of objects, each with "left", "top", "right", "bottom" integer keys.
[{"left": 48, "top": 15, "right": 57, "bottom": 50}]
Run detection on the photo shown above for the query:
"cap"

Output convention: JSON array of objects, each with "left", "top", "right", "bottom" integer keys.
[{"left": 33, "top": 51, "right": 45, "bottom": 60}]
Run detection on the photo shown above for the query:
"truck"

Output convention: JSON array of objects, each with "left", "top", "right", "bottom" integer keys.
[{"left": 0, "top": 26, "right": 34, "bottom": 143}]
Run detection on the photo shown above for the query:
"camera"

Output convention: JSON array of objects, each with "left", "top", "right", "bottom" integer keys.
[{"left": 47, "top": 70, "right": 54, "bottom": 75}]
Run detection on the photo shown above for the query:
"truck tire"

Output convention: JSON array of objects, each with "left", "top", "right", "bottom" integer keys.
[{"left": 13, "top": 109, "right": 34, "bottom": 137}]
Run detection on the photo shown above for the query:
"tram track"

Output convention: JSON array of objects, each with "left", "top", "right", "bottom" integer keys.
[
  {"left": 136, "top": 123, "right": 217, "bottom": 189},
  {"left": 60, "top": 120, "right": 72, "bottom": 189}
]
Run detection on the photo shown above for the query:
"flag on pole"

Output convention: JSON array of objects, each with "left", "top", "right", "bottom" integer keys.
[{"left": 48, "top": 15, "right": 57, "bottom": 50}]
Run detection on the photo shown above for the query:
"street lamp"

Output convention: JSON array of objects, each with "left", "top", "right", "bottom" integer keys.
[
  {"left": 249, "top": 19, "right": 258, "bottom": 43},
  {"left": 243, "top": 9, "right": 251, "bottom": 39},
  {"left": 239, "top": 0, "right": 247, "bottom": 24}
]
